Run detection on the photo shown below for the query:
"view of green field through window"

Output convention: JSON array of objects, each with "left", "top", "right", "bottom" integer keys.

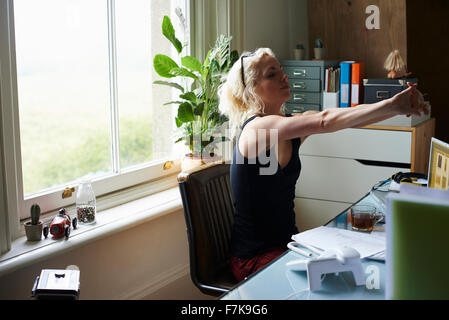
[{"left": 14, "top": 0, "right": 180, "bottom": 195}]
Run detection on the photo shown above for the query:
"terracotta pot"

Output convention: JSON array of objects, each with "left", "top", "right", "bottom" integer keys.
[
  {"left": 24, "top": 221, "right": 43, "bottom": 241},
  {"left": 181, "top": 153, "right": 221, "bottom": 172}
]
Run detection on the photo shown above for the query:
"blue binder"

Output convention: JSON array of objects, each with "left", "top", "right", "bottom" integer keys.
[{"left": 339, "top": 61, "right": 354, "bottom": 108}]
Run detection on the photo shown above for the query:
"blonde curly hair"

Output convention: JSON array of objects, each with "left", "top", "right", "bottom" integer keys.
[{"left": 218, "top": 48, "right": 279, "bottom": 138}]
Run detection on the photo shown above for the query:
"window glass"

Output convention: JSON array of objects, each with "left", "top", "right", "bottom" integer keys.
[
  {"left": 115, "top": 0, "right": 174, "bottom": 168},
  {"left": 14, "top": 0, "right": 187, "bottom": 197},
  {"left": 14, "top": 0, "right": 111, "bottom": 195}
]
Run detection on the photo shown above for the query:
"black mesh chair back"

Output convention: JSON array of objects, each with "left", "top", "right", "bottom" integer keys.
[{"left": 178, "top": 162, "right": 238, "bottom": 296}]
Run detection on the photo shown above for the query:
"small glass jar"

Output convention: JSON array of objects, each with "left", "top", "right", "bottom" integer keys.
[{"left": 76, "top": 180, "right": 96, "bottom": 224}]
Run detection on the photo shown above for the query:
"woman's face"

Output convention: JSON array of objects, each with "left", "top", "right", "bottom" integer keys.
[{"left": 253, "top": 55, "right": 290, "bottom": 111}]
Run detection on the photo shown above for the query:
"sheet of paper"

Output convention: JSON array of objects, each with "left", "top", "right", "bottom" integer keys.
[{"left": 292, "top": 226, "right": 385, "bottom": 259}]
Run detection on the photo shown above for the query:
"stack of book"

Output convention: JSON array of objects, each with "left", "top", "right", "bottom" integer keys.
[
  {"left": 339, "top": 61, "right": 365, "bottom": 108},
  {"left": 324, "top": 67, "right": 340, "bottom": 93},
  {"left": 323, "top": 67, "right": 340, "bottom": 109}
]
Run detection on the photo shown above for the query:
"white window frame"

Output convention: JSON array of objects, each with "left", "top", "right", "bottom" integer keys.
[{"left": 1, "top": 0, "right": 190, "bottom": 237}]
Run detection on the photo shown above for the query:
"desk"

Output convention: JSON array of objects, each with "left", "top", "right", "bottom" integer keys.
[{"left": 220, "top": 188, "right": 389, "bottom": 300}]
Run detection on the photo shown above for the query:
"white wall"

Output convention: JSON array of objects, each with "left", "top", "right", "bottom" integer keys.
[
  {"left": 0, "top": 209, "right": 211, "bottom": 300},
  {"left": 245, "top": 0, "right": 308, "bottom": 60}
]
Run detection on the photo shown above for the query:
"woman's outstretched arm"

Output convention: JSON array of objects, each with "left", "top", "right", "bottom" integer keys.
[{"left": 249, "top": 83, "right": 429, "bottom": 142}]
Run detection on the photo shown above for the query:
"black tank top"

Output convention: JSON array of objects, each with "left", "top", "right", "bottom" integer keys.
[{"left": 230, "top": 114, "right": 301, "bottom": 258}]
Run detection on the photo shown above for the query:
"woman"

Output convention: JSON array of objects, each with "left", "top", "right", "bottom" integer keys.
[{"left": 218, "top": 48, "right": 428, "bottom": 282}]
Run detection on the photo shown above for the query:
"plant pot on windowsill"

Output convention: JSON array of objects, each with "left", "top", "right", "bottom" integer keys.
[
  {"left": 24, "top": 221, "right": 43, "bottom": 241},
  {"left": 181, "top": 152, "right": 222, "bottom": 172}
]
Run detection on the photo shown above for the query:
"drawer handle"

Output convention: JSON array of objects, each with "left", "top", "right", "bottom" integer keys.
[
  {"left": 293, "top": 69, "right": 307, "bottom": 77},
  {"left": 292, "top": 107, "right": 305, "bottom": 113},
  {"left": 355, "top": 159, "right": 411, "bottom": 169},
  {"left": 292, "top": 82, "right": 307, "bottom": 89},
  {"left": 293, "top": 94, "right": 306, "bottom": 102},
  {"left": 376, "top": 91, "right": 390, "bottom": 99}
]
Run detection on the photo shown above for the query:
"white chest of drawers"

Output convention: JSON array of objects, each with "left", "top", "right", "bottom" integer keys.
[{"left": 294, "top": 119, "right": 435, "bottom": 232}]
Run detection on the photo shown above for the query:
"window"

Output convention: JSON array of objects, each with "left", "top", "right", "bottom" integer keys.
[{"left": 12, "top": 0, "right": 188, "bottom": 219}]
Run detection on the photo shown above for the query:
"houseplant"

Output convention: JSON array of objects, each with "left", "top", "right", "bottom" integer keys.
[
  {"left": 294, "top": 43, "right": 305, "bottom": 60},
  {"left": 24, "top": 203, "right": 42, "bottom": 241},
  {"left": 153, "top": 15, "right": 238, "bottom": 170},
  {"left": 314, "top": 38, "right": 325, "bottom": 60}
]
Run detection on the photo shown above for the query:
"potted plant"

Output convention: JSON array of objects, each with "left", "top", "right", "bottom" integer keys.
[
  {"left": 294, "top": 43, "right": 305, "bottom": 60},
  {"left": 24, "top": 204, "right": 43, "bottom": 241},
  {"left": 153, "top": 15, "right": 238, "bottom": 170},
  {"left": 314, "top": 38, "right": 325, "bottom": 60}
]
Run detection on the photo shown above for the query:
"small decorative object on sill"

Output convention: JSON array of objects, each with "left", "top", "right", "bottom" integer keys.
[
  {"left": 49, "top": 208, "right": 76, "bottom": 239},
  {"left": 314, "top": 38, "right": 325, "bottom": 60},
  {"left": 62, "top": 187, "right": 75, "bottom": 199},
  {"left": 25, "top": 204, "right": 43, "bottom": 241},
  {"left": 384, "top": 49, "right": 411, "bottom": 79},
  {"left": 76, "top": 180, "right": 96, "bottom": 224}
]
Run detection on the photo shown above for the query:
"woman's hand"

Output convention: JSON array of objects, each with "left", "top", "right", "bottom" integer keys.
[{"left": 391, "top": 82, "right": 429, "bottom": 117}]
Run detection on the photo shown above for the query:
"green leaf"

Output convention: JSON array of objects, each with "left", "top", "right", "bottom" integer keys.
[
  {"left": 177, "top": 102, "right": 194, "bottom": 122},
  {"left": 162, "top": 16, "right": 175, "bottom": 40},
  {"left": 174, "top": 136, "right": 184, "bottom": 143},
  {"left": 162, "top": 16, "right": 183, "bottom": 54},
  {"left": 229, "top": 50, "right": 239, "bottom": 69},
  {"left": 153, "top": 54, "right": 179, "bottom": 78},
  {"left": 175, "top": 117, "right": 183, "bottom": 128},
  {"left": 213, "top": 113, "right": 229, "bottom": 125},
  {"left": 170, "top": 67, "right": 199, "bottom": 80},
  {"left": 179, "top": 92, "right": 197, "bottom": 103},
  {"left": 209, "top": 35, "right": 232, "bottom": 70},
  {"left": 181, "top": 56, "right": 202, "bottom": 72},
  {"left": 153, "top": 80, "right": 184, "bottom": 92},
  {"left": 193, "top": 102, "right": 204, "bottom": 116},
  {"left": 201, "top": 66, "right": 210, "bottom": 83},
  {"left": 163, "top": 101, "right": 184, "bottom": 106},
  {"left": 204, "top": 49, "right": 212, "bottom": 68}
]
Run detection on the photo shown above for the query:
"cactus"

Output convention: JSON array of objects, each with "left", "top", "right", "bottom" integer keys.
[
  {"left": 296, "top": 43, "right": 304, "bottom": 50},
  {"left": 30, "top": 204, "right": 41, "bottom": 225},
  {"left": 315, "top": 38, "right": 323, "bottom": 48}
]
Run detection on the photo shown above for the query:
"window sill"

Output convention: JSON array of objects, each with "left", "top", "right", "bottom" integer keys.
[{"left": 0, "top": 184, "right": 183, "bottom": 278}]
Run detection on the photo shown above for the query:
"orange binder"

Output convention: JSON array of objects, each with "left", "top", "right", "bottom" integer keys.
[{"left": 351, "top": 63, "right": 365, "bottom": 107}]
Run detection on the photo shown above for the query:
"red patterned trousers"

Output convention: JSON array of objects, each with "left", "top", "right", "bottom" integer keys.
[{"left": 229, "top": 247, "right": 286, "bottom": 282}]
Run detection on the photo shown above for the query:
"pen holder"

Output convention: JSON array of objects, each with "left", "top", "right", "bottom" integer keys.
[{"left": 323, "top": 91, "right": 340, "bottom": 110}]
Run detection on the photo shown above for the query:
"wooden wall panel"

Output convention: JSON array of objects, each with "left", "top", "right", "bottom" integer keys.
[
  {"left": 307, "top": 0, "right": 407, "bottom": 78},
  {"left": 406, "top": 0, "right": 449, "bottom": 143}
]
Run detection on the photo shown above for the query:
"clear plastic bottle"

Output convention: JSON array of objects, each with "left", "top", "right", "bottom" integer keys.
[{"left": 76, "top": 180, "right": 96, "bottom": 224}]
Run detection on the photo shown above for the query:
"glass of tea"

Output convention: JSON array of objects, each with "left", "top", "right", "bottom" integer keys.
[{"left": 350, "top": 205, "right": 382, "bottom": 232}]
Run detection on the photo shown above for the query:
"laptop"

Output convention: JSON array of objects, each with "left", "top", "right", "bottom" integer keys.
[{"left": 427, "top": 137, "right": 449, "bottom": 190}]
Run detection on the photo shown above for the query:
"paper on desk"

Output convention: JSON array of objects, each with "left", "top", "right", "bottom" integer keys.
[{"left": 291, "top": 226, "right": 386, "bottom": 259}]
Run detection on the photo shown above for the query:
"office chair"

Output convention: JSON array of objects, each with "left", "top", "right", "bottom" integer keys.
[{"left": 178, "top": 161, "right": 238, "bottom": 296}]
